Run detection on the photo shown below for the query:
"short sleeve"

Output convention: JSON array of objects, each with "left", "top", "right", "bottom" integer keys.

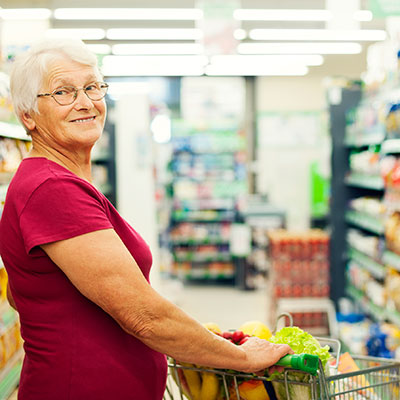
[{"left": 19, "top": 176, "right": 113, "bottom": 254}]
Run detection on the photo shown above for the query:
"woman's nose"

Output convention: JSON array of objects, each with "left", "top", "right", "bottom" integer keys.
[{"left": 73, "top": 88, "right": 93, "bottom": 109}]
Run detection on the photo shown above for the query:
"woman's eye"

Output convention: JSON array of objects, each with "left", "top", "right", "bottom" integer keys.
[
  {"left": 54, "top": 88, "right": 73, "bottom": 96},
  {"left": 85, "top": 84, "right": 97, "bottom": 91}
]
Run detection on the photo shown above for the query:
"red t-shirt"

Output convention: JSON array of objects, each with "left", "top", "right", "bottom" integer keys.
[{"left": 0, "top": 158, "right": 167, "bottom": 400}]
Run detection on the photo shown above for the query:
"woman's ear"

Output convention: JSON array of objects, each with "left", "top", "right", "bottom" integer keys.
[{"left": 20, "top": 112, "right": 36, "bottom": 132}]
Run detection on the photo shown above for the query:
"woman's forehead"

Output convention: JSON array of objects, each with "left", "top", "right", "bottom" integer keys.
[{"left": 44, "top": 59, "right": 98, "bottom": 88}]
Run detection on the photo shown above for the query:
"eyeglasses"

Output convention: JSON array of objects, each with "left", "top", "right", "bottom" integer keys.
[{"left": 37, "top": 82, "right": 109, "bottom": 106}]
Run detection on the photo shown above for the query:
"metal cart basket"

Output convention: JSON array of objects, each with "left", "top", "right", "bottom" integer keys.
[{"left": 164, "top": 338, "right": 400, "bottom": 400}]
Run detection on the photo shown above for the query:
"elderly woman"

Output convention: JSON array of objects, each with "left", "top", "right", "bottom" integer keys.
[{"left": 0, "top": 39, "right": 292, "bottom": 400}]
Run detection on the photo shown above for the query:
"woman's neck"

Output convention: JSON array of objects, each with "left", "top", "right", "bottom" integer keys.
[{"left": 28, "top": 145, "right": 93, "bottom": 182}]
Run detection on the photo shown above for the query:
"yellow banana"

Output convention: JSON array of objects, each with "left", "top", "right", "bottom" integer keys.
[
  {"left": 170, "top": 366, "right": 191, "bottom": 399},
  {"left": 170, "top": 363, "right": 202, "bottom": 400},
  {"left": 199, "top": 371, "right": 220, "bottom": 400},
  {"left": 181, "top": 363, "right": 202, "bottom": 400}
]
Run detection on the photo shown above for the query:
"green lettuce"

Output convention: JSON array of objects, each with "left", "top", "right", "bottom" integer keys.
[
  {"left": 269, "top": 326, "right": 330, "bottom": 367},
  {"left": 268, "top": 326, "right": 331, "bottom": 400}
]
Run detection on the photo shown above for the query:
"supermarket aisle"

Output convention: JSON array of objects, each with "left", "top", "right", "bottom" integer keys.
[{"left": 158, "top": 278, "right": 271, "bottom": 331}]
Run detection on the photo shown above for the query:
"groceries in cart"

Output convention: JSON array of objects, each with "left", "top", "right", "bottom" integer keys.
[
  {"left": 165, "top": 317, "right": 400, "bottom": 400},
  {"left": 167, "top": 320, "right": 332, "bottom": 400}
]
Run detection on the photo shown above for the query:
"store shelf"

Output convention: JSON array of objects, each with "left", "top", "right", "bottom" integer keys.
[
  {"left": 171, "top": 238, "right": 229, "bottom": 246},
  {"left": 382, "top": 250, "right": 400, "bottom": 272},
  {"left": 346, "top": 284, "right": 400, "bottom": 327},
  {"left": 96, "top": 183, "right": 113, "bottom": 195},
  {"left": 348, "top": 247, "right": 386, "bottom": 280},
  {"left": 386, "top": 308, "right": 400, "bottom": 326},
  {"left": 173, "top": 198, "right": 235, "bottom": 210},
  {"left": 172, "top": 210, "right": 235, "bottom": 222},
  {"left": 174, "top": 253, "right": 231, "bottom": 263},
  {"left": 0, "top": 122, "right": 30, "bottom": 141},
  {"left": 346, "top": 284, "right": 386, "bottom": 322},
  {"left": 0, "top": 349, "right": 23, "bottom": 400},
  {"left": 345, "top": 210, "right": 385, "bottom": 235},
  {"left": 344, "top": 173, "right": 384, "bottom": 190},
  {"left": 168, "top": 122, "right": 247, "bottom": 284},
  {"left": 344, "top": 130, "right": 385, "bottom": 147},
  {"left": 381, "top": 139, "right": 400, "bottom": 154},
  {"left": 0, "top": 185, "right": 8, "bottom": 202},
  {"left": 91, "top": 150, "right": 111, "bottom": 163},
  {"left": 177, "top": 270, "right": 235, "bottom": 280}
]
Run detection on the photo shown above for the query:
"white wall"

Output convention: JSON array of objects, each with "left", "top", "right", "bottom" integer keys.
[
  {"left": 255, "top": 76, "right": 329, "bottom": 230},
  {"left": 115, "top": 93, "right": 161, "bottom": 288}
]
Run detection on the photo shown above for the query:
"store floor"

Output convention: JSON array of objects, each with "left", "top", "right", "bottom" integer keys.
[{"left": 157, "top": 277, "right": 271, "bottom": 331}]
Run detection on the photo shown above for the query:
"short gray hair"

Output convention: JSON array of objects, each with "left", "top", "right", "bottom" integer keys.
[{"left": 10, "top": 38, "right": 102, "bottom": 128}]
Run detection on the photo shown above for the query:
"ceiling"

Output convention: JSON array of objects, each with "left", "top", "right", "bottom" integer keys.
[{"left": 0, "top": 0, "right": 390, "bottom": 78}]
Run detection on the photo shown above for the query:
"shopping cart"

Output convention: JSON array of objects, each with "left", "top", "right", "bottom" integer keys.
[{"left": 164, "top": 316, "right": 400, "bottom": 399}]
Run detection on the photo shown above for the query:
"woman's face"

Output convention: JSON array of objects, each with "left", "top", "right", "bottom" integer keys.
[{"left": 28, "top": 57, "right": 106, "bottom": 152}]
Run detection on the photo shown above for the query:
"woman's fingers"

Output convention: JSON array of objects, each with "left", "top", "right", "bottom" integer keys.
[{"left": 240, "top": 337, "right": 294, "bottom": 373}]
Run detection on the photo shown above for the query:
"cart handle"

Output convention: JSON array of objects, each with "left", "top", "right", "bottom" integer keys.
[
  {"left": 273, "top": 312, "right": 293, "bottom": 334},
  {"left": 276, "top": 353, "right": 320, "bottom": 376}
]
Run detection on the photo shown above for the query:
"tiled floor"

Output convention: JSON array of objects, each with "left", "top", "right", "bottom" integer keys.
[{"left": 157, "top": 277, "right": 272, "bottom": 332}]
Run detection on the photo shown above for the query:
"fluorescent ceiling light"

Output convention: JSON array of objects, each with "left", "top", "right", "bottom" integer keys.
[
  {"left": 101, "top": 55, "right": 207, "bottom": 76},
  {"left": 354, "top": 10, "right": 373, "bottom": 22},
  {"left": 234, "top": 9, "right": 332, "bottom": 21},
  {"left": 249, "top": 29, "right": 387, "bottom": 41},
  {"left": 112, "top": 43, "right": 204, "bottom": 55},
  {"left": 238, "top": 42, "right": 362, "bottom": 55},
  {"left": 205, "top": 64, "right": 309, "bottom": 76},
  {"left": 209, "top": 54, "right": 324, "bottom": 67},
  {"left": 0, "top": 8, "right": 51, "bottom": 20},
  {"left": 86, "top": 44, "right": 111, "bottom": 55},
  {"left": 107, "top": 28, "right": 203, "bottom": 40},
  {"left": 234, "top": 9, "right": 374, "bottom": 22},
  {"left": 234, "top": 29, "right": 247, "bottom": 40},
  {"left": 151, "top": 114, "right": 172, "bottom": 144},
  {"left": 54, "top": 8, "right": 203, "bottom": 20},
  {"left": 45, "top": 29, "right": 105, "bottom": 40}
]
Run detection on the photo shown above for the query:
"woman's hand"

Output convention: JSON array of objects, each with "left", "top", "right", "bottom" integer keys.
[{"left": 239, "top": 337, "right": 294, "bottom": 373}]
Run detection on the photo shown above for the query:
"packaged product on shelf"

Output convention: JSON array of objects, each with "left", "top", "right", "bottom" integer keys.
[
  {"left": 384, "top": 211, "right": 400, "bottom": 253},
  {"left": 268, "top": 230, "right": 331, "bottom": 334},
  {"left": 349, "top": 148, "right": 381, "bottom": 176},
  {"left": 384, "top": 268, "right": 400, "bottom": 314},
  {"left": 386, "top": 103, "right": 400, "bottom": 138},
  {"left": 338, "top": 319, "right": 370, "bottom": 355},
  {"left": 346, "top": 228, "right": 382, "bottom": 260},
  {"left": 349, "top": 197, "right": 385, "bottom": 218},
  {"left": 168, "top": 121, "right": 247, "bottom": 282},
  {"left": 347, "top": 260, "right": 371, "bottom": 291}
]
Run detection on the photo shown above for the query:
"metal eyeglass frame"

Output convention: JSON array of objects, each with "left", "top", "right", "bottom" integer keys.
[{"left": 37, "top": 82, "right": 109, "bottom": 105}]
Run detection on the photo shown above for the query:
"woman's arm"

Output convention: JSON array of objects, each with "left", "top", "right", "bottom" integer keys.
[{"left": 41, "top": 228, "right": 292, "bottom": 373}]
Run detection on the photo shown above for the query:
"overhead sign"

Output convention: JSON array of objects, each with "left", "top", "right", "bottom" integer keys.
[
  {"left": 196, "top": 0, "right": 240, "bottom": 56},
  {"left": 369, "top": 0, "right": 400, "bottom": 17}
]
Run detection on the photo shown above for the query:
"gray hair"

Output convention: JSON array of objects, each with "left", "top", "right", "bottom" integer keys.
[{"left": 10, "top": 38, "right": 102, "bottom": 129}]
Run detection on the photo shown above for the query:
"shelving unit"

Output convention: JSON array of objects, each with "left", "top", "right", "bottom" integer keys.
[
  {"left": 344, "top": 173, "right": 384, "bottom": 190},
  {"left": 347, "top": 247, "right": 386, "bottom": 280},
  {"left": 0, "top": 82, "right": 31, "bottom": 395},
  {"left": 331, "top": 82, "right": 400, "bottom": 356},
  {"left": 168, "top": 120, "right": 247, "bottom": 283},
  {"left": 345, "top": 210, "right": 385, "bottom": 235},
  {"left": 91, "top": 98, "right": 116, "bottom": 206},
  {"left": 330, "top": 86, "right": 363, "bottom": 306}
]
